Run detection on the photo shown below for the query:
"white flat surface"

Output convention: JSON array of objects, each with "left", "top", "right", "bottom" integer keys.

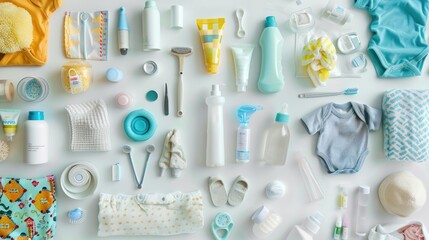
[{"left": 1, "top": 0, "right": 429, "bottom": 239}]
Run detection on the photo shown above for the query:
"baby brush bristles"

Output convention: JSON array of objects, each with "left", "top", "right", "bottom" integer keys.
[{"left": 171, "top": 47, "right": 192, "bottom": 56}]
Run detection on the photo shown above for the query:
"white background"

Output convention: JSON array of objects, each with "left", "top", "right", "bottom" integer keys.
[{"left": 1, "top": 0, "right": 429, "bottom": 239}]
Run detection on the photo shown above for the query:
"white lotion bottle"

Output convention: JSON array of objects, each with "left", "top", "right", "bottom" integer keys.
[
  {"left": 142, "top": 0, "right": 160, "bottom": 51},
  {"left": 24, "top": 111, "right": 48, "bottom": 164},
  {"left": 285, "top": 211, "right": 324, "bottom": 240},
  {"left": 206, "top": 84, "right": 225, "bottom": 167},
  {"left": 262, "top": 104, "right": 290, "bottom": 165}
]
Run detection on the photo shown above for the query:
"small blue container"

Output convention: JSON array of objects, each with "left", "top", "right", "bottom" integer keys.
[{"left": 17, "top": 77, "right": 49, "bottom": 102}]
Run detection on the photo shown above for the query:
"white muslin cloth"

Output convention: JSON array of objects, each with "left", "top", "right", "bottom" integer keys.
[{"left": 159, "top": 129, "right": 187, "bottom": 177}]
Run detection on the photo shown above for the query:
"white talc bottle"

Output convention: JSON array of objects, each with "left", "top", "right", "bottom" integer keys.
[
  {"left": 25, "top": 111, "right": 48, "bottom": 164},
  {"left": 142, "top": 0, "right": 160, "bottom": 51},
  {"left": 206, "top": 84, "right": 225, "bottom": 167}
]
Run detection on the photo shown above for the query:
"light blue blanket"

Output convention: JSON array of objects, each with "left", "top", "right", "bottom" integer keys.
[{"left": 383, "top": 89, "right": 429, "bottom": 162}]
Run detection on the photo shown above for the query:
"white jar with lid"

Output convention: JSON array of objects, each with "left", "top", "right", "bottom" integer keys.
[
  {"left": 322, "top": 0, "right": 352, "bottom": 25},
  {"left": 251, "top": 205, "right": 282, "bottom": 238}
]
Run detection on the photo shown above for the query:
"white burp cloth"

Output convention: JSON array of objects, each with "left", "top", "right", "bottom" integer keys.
[
  {"left": 65, "top": 99, "right": 111, "bottom": 151},
  {"left": 159, "top": 129, "right": 187, "bottom": 177},
  {"left": 98, "top": 191, "right": 204, "bottom": 236}
]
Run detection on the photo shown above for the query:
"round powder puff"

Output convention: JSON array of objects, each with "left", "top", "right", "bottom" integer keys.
[{"left": 265, "top": 181, "right": 286, "bottom": 199}]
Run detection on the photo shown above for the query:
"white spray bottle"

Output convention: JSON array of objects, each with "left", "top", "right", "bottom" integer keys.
[
  {"left": 236, "top": 105, "right": 262, "bottom": 163},
  {"left": 206, "top": 84, "right": 225, "bottom": 167}
]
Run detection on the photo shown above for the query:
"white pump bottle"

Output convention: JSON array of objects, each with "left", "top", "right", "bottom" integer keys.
[{"left": 206, "top": 84, "right": 225, "bottom": 167}]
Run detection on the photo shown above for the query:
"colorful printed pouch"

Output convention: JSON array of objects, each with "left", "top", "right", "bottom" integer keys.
[
  {"left": 64, "top": 11, "right": 109, "bottom": 61},
  {"left": 0, "top": 175, "right": 56, "bottom": 240},
  {"left": 383, "top": 89, "right": 429, "bottom": 162}
]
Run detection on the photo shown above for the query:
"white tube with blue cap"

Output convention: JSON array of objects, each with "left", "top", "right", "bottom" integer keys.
[{"left": 118, "top": 7, "right": 129, "bottom": 55}]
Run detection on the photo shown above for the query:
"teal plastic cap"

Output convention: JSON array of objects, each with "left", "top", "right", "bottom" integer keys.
[
  {"left": 118, "top": 7, "right": 128, "bottom": 30},
  {"left": 145, "top": 0, "right": 157, "bottom": 8},
  {"left": 237, "top": 105, "right": 263, "bottom": 123},
  {"left": 265, "top": 16, "right": 277, "bottom": 28},
  {"left": 275, "top": 104, "right": 289, "bottom": 123},
  {"left": 28, "top": 111, "right": 44, "bottom": 120}
]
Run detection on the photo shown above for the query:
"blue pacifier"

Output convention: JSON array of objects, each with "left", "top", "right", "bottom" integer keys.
[{"left": 211, "top": 212, "right": 233, "bottom": 240}]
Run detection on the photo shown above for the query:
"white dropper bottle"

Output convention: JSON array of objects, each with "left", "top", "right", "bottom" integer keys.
[{"left": 206, "top": 84, "right": 225, "bottom": 167}]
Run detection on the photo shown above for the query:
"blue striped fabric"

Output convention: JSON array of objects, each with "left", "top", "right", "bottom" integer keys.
[{"left": 383, "top": 89, "right": 429, "bottom": 162}]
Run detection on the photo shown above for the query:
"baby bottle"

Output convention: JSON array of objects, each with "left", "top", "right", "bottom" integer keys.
[
  {"left": 262, "top": 104, "right": 290, "bottom": 165},
  {"left": 251, "top": 205, "right": 282, "bottom": 238}
]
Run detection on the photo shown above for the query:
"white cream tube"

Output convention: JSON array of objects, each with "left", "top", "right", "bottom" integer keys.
[
  {"left": 231, "top": 45, "right": 255, "bottom": 92},
  {"left": 0, "top": 109, "right": 20, "bottom": 142}
]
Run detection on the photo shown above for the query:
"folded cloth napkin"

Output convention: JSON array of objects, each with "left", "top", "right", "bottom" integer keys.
[
  {"left": 0, "top": 175, "right": 57, "bottom": 239},
  {"left": 65, "top": 99, "right": 111, "bottom": 151},
  {"left": 368, "top": 222, "right": 428, "bottom": 240},
  {"left": 159, "top": 129, "right": 187, "bottom": 178},
  {"left": 383, "top": 89, "right": 429, "bottom": 162}
]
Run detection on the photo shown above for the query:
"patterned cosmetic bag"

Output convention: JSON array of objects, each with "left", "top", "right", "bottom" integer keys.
[
  {"left": 383, "top": 89, "right": 429, "bottom": 162},
  {"left": 0, "top": 175, "right": 56, "bottom": 240}
]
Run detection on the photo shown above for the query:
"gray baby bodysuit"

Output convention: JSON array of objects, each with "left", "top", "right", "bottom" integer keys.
[{"left": 301, "top": 102, "right": 381, "bottom": 174}]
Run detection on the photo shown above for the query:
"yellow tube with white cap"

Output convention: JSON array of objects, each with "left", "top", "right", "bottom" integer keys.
[
  {"left": 196, "top": 18, "right": 225, "bottom": 74},
  {"left": 0, "top": 109, "right": 20, "bottom": 142}
]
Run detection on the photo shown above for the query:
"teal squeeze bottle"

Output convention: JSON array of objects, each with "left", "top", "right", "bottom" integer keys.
[{"left": 258, "top": 16, "right": 284, "bottom": 94}]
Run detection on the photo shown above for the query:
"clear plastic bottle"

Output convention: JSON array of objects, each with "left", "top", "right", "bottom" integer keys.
[
  {"left": 285, "top": 211, "right": 324, "bottom": 240},
  {"left": 206, "top": 84, "right": 225, "bottom": 167},
  {"left": 251, "top": 206, "right": 282, "bottom": 239},
  {"left": 355, "top": 185, "right": 370, "bottom": 236},
  {"left": 262, "top": 104, "right": 290, "bottom": 165},
  {"left": 296, "top": 151, "right": 324, "bottom": 201}
]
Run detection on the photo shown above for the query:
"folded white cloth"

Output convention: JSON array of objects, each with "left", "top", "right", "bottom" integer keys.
[
  {"left": 368, "top": 222, "right": 428, "bottom": 240},
  {"left": 65, "top": 99, "right": 111, "bottom": 151},
  {"left": 159, "top": 129, "right": 186, "bottom": 178}
]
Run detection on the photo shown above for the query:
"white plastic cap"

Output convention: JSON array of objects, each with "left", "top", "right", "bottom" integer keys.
[
  {"left": 5, "top": 134, "right": 14, "bottom": 142},
  {"left": 304, "top": 211, "right": 324, "bottom": 234},
  {"left": 210, "top": 84, "right": 222, "bottom": 96},
  {"left": 170, "top": 5, "right": 183, "bottom": 29},
  {"left": 359, "top": 185, "right": 370, "bottom": 195},
  {"left": 251, "top": 206, "right": 270, "bottom": 224},
  {"left": 237, "top": 83, "right": 247, "bottom": 92}
]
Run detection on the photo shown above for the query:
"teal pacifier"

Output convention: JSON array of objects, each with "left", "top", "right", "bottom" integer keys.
[{"left": 211, "top": 212, "right": 233, "bottom": 240}]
